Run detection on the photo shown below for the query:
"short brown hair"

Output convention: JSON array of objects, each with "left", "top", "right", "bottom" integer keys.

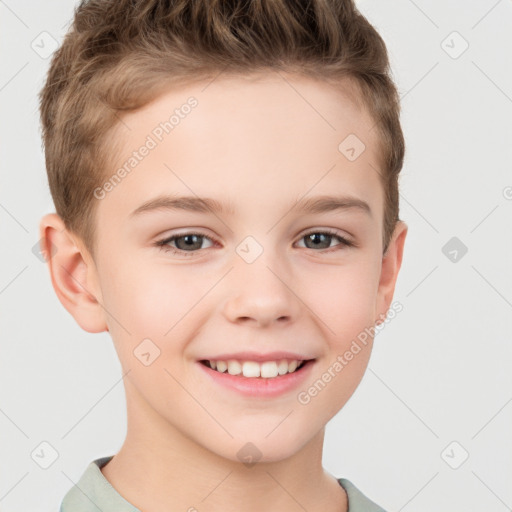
[{"left": 39, "top": 0, "right": 404, "bottom": 258}]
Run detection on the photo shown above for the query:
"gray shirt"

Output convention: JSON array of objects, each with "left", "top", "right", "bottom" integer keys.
[{"left": 60, "top": 456, "right": 387, "bottom": 512}]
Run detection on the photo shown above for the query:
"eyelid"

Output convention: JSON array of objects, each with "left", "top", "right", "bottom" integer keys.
[
  {"left": 300, "top": 227, "right": 354, "bottom": 243},
  {"left": 297, "top": 228, "right": 356, "bottom": 251},
  {"left": 155, "top": 230, "right": 217, "bottom": 252},
  {"left": 155, "top": 227, "right": 356, "bottom": 257}
]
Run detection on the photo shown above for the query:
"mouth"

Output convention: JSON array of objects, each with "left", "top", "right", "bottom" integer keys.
[
  {"left": 198, "top": 358, "right": 315, "bottom": 379},
  {"left": 196, "top": 357, "right": 317, "bottom": 397}
]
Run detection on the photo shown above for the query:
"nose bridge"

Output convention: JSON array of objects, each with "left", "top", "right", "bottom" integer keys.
[{"left": 222, "top": 234, "right": 298, "bottom": 324}]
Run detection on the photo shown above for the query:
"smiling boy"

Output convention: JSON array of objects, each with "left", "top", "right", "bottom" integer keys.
[{"left": 39, "top": 1, "right": 407, "bottom": 511}]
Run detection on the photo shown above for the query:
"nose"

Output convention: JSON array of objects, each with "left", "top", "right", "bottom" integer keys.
[{"left": 222, "top": 255, "right": 300, "bottom": 327}]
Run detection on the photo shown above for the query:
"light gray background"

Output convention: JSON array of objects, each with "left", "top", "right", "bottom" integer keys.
[{"left": 1, "top": 1, "right": 511, "bottom": 511}]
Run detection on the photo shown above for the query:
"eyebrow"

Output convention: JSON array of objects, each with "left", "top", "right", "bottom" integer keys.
[{"left": 129, "top": 194, "right": 372, "bottom": 218}]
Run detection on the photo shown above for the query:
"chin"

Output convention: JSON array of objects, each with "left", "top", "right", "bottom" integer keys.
[{"left": 209, "top": 431, "right": 313, "bottom": 466}]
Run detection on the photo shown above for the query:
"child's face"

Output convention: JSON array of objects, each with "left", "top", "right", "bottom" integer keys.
[{"left": 50, "top": 72, "right": 406, "bottom": 462}]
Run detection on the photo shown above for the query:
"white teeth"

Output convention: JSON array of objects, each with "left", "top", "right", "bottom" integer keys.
[
  {"left": 227, "top": 360, "right": 242, "bottom": 375},
  {"left": 242, "top": 361, "right": 260, "bottom": 377},
  {"left": 260, "top": 361, "right": 278, "bottom": 378},
  {"left": 216, "top": 361, "right": 227, "bottom": 373},
  {"left": 277, "top": 360, "right": 289, "bottom": 375},
  {"left": 207, "top": 358, "right": 306, "bottom": 378}
]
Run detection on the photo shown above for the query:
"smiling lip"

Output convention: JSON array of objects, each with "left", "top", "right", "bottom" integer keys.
[
  {"left": 196, "top": 358, "right": 316, "bottom": 398},
  {"left": 198, "top": 351, "right": 314, "bottom": 362}
]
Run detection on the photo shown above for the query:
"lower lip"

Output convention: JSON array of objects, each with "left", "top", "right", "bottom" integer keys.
[{"left": 197, "top": 360, "right": 315, "bottom": 398}]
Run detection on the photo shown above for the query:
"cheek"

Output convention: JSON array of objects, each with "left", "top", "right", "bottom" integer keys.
[
  {"left": 101, "top": 261, "right": 213, "bottom": 369},
  {"left": 284, "top": 262, "right": 377, "bottom": 417},
  {"left": 100, "top": 256, "right": 199, "bottom": 331},
  {"left": 297, "top": 259, "right": 378, "bottom": 343}
]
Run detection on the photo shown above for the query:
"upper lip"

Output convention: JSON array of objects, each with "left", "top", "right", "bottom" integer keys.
[{"left": 198, "top": 351, "right": 316, "bottom": 362}]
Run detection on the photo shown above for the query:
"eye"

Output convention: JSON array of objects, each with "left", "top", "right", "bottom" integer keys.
[
  {"left": 154, "top": 228, "right": 354, "bottom": 258},
  {"left": 296, "top": 229, "right": 355, "bottom": 252},
  {"left": 155, "top": 232, "right": 216, "bottom": 257}
]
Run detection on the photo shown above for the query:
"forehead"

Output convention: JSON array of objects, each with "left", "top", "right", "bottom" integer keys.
[{"left": 98, "top": 71, "right": 383, "bottom": 227}]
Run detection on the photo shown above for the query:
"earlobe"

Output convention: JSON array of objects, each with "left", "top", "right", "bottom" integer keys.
[
  {"left": 375, "top": 220, "right": 408, "bottom": 323},
  {"left": 39, "top": 213, "right": 108, "bottom": 333}
]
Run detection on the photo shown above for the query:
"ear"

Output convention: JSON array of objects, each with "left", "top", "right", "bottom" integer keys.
[
  {"left": 375, "top": 220, "right": 408, "bottom": 325},
  {"left": 38, "top": 213, "right": 108, "bottom": 333}
]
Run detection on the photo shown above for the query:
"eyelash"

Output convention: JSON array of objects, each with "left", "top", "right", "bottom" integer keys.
[{"left": 154, "top": 228, "right": 355, "bottom": 258}]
